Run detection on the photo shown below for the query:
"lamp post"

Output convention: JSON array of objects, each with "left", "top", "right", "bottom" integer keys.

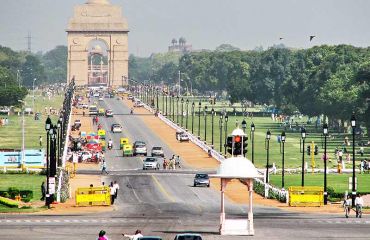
[
  {"left": 301, "top": 128, "right": 306, "bottom": 187},
  {"left": 224, "top": 115, "right": 228, "bottom": 154},
  {"left": 351, "top": 113, "right": 356, "bottom": 207},
  {"left": 281, "top": 131, "right": 286, "bottom": 189},
  {"left": 45, "top": 116, "right": 52, "bottom": 208},
  {"left": 323, "top": 123, "right": 328, "bottom": 205},
  {"left": 211, "top": 108, "right": 215, "bottom": 146},
  {"left": 32, "top": 78, "right": 36, "bottom": 112},
  {"left": 172, "top": 95, "right": 175, "bottom": 121},
  {"left": 181, "top": 98, "right": 184, "bottom": 127},
  {"left": 176, "top": 96, "right": 179, "bottom": 124},
  {"left": 251, "top": 122, "right": 255, "bottom": 162},
  {"left": 156, "top": 89, "right": 159, "bottom": 112},
  {"left": 198, "top": 101, "right": 201, "bottom": 137},
  {"left": 266, "top": 130, "right": 271, "bottom": 183},
  {"left": 57, "top": 119, "right": 61, "bottom": 167},
  {"left": 242, "top": 119, "right": 247, "bottom": 133},
  {"left": 165, "top": 94, "right": 168, "bottom": 116},
  {"left": 162, "top": 90, "right": 165, "bottom": 114},
  {"left": 18, "top": 100, "right": 25, "bottom": 169},
  {"left": 59, "top": 115, "right": 63, "bottom": 167},
  {"left": 186, "top": 99, "right": 189, "bottom": 130},
  {"left": 219, "top": 115, "right": 224, "bottom": 152},
  {"left": 191, "top": 102, "right": 195, "bottom": 134},
  {"left": 204, "top": 106, "right": 208, "bottom": 141}
]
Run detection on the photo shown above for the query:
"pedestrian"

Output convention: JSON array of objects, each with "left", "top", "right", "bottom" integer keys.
[
  {"left": 39, "top": 136, "right": 43, "bottom": 147},
  {"left": 113, "top": 181, "right": 120, "bottom": 199},
  {"left": 343, "top": 195, "right": 351, "bottom": 218},
  {"left": 5, "top": 117, "right": 8, "bottom": 125},
  {"left": 359, "top": 146, "right": 364, "bottom": 157},
  {"left": 346, "top": 153, "right": 351, "bottom": 164},
  {"left": 109, "top": 182, "right": 115, "bottom": 205},
  {"left": 40, "top": 181, "right": 46, "bottom": 201},
  {"left": 355, "top": 194, "right": 364, "bottom": 218},
  {"left": 338, "top": 150, "right": 343, "bottom": 162},
  {"left": 93, "top": 117, "right": 96, "bottom": 125},
  {"left": 98, "top": 230, "right": 109, "bottom": 240},
  {"left": 163, "top": 157, "right": 168, "bottom": 170},
  {"left": 175, "top": 155, "right": 181, "bottom": 168},
  {"left": 360, "top": 160, "right": 364, "bottom": 174},
  {"left": 101, "top": 160, "right": 108, "bottom": 175},
  {"left": 122, "top": 229, "right": 143, "bottom": 240}
]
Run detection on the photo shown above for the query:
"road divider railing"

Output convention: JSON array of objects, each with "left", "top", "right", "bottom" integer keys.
[
  {"left": 288, "top": 186, "right": 324, "bottom": 207},
  {"left": 75, "top": 186, "right": 111, "bottom": 206}
]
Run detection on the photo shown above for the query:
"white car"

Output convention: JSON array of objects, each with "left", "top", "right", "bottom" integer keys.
[
  {"left": 98, "top": 97, "right": 104, "bottom": 101},
  {"left": 143, "top": 157, "right": 160, "bottom": 170},
  {"left": 134, "top": 101, "right": 144, "bottom": 107},
  {"left": 179, "top": 133, "right": 189, "bottom": 142},
  {"left": 78, "top": 151, "right": 92, "bottom": 161},
  {"left": 133, "top": 141, "right": 147, "bottom": 156},
  {"left": 93, "top": 93, "right": 100, "bottom": 98},
  {"left": 111, "top": 124, "right": 122, "bottom": 133}
]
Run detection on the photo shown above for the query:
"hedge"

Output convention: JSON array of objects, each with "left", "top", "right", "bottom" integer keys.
[
  {"left": 0, "top": 188, "right": 33, "bottom": 203},
  {"left": 0, "top": 196, "right": 19, "bottom": 208}
]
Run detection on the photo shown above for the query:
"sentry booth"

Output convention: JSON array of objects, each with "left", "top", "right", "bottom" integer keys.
[{"left": 211, "top": 156, "right": 263, "bottom": 236}]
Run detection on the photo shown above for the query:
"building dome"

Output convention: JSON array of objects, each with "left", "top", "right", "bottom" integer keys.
[
  {"left": 86, "top": 0, "right": 110, "bottom": 5},
  {"left": 212, "top": 156, "right": 263, "bottom": 179}
]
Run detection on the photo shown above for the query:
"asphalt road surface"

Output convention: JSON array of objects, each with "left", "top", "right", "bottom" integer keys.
[{"left": 0, "top": 96, "right": 368, "bottom": 240}]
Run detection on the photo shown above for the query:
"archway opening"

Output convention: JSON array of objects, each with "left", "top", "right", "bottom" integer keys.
[{"left": 87, "top": 40, "right": 109, "bottom": 86}]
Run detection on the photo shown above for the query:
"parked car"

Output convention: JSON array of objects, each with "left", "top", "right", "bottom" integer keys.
[
  {"left": 151, "top": 146, "right": 164, "bottom": 157},
  {"left": 142, "top": 157, "right": 160, "bottom": 170},
  {"left": 133, "top": 141, "right": 147, "bottom": 156},
  {"left": 174, "top": 234, "right": 203, "bottom": 240},
  {"left": 105, "top": 109, "right": 114, "bottom": 117},
  {"left": 111, "top": 123, "right": 122, "bottom": 133},
  {"left": 193, "top": 174, "right": 210, "bottom": 187}
]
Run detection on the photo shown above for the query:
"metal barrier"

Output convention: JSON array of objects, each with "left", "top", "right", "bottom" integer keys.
[
  {"left": 75, "top": 186, "right": 111, "bottom": 206},
  {"left": 288, "top": 186, "right": 324, "bottom": 207}
]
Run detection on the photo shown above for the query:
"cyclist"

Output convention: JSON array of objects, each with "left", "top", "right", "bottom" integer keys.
[
  {"left": 343, "top": 195, "right": 351, "bottom": 218},
  {"left": 355, "top": 194, "right": 364, "bottom": 218}
]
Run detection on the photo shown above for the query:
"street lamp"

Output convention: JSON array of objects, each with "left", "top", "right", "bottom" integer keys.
[
  {"left": 32, "top": 78, "right": 36, "bottom": 112},
  {"left": 211, "top": 108, "right": 215, "bottom": 146},
  {"left": 204, "top": 106, "right": 208, "bottom": 141},
  {"left": 172, "top": 95, "right": 175, "bottom": 121},
  {"left": 301, "top": 127, "right": 306, "bottom": 187},
  {"left": 251, "top": 122, "right": 255, "bottom": 161},
  {"left": 45, "top": 116, "right": 52, "bottom": 208},
  {"left": 281, "top": 131, "right": 286, "bottom": 189},
  {"left": 18, "top": 100, "right": 26, "bottom": 169},
  {"left": 181, "top": 98, "right": 184, "bottom": 127},
  {"left": 351, "top": 113, "right": 356, "bottom": 207},
  {"left": 224, "top": 115, "right": 228, "bottom": 154},
  {"left": 198, "top": 101, "right": 201, "bottom": 138},
  {"left": 156, "top": 89, "right": 159, "bottom": 112},
  {"left": 165, "top": 93, "right": 168, "bottom": 116},
  {"left": 241, "top": 118, "right": 247, "bottom": 132},
  {"left": 323, "top": 123, "right": 328, "bottom": 205},
  {"left": 191, "top": 102, "right": 195, "bottom": 134},
  {"left": 266, "top": 130, "right": 271, "bottom": 183},
  {"left": 176, "top": 96, "right": 179, "bottom": 124},
  {"left": 219, "top": 115, "right": 224, "bottom": 152},
  {"left": 186, "top": 99, "right": 189, "bottom": 130},
  {"left": 162, "top": 90, "right": 165, "bottom": 114},
  {"left": 57, "top": 119, "right": 61, "bottom": 167}
]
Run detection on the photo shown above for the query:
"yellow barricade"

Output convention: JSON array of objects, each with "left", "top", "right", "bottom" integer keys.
[
  {"left": 288, "top": 186, "right": 324, "bottom": 207},
  {"left": 75, "top": 186, "right": 111, "bottom": 206}
]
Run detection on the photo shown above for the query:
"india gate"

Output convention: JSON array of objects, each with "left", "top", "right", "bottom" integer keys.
[{"left": 66, "top": 0, "right": 128, "bottom": 87}]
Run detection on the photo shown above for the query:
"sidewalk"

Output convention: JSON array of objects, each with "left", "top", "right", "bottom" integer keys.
[{"left": 124, "top": 99, "right": 353, "bottom": 214}]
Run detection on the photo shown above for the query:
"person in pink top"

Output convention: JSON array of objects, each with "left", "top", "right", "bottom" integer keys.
[{"left": 98, "top": 230, "right": 109, "bottom": 240}]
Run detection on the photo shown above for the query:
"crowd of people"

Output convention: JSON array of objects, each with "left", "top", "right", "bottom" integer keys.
[{"left": 162, "top": 155, "right": 181, "bottom": 170}]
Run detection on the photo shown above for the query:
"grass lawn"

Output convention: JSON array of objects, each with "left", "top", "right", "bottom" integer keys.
[
  {"left": 269, "top": 173, "right": 370, "bottom": 193},
  {"left": 0, "top": 91, "right": 63, "bottom": 149},
  {"left": 0, "top": 174, "right": 44, "bottom": 202},
  {"left": 0, "top": 204, "right": 45, "bottom": 213}
]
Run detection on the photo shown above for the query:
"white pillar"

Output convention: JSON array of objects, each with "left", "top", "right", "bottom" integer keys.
[
  {"left": 248, "top": 179, "right": 254, "bottom": 235},
  {"left": 220, "top": 178, "right": 226, "bottom": 234}
]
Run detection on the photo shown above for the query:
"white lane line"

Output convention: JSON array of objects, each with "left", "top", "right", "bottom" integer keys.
[{"left": 126, "top": 176, "right": 143, "bottom": 203}]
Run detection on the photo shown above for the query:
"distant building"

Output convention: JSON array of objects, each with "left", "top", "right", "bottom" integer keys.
[{"left": 168, "top": 37, "right": 192, "bottom": 53}]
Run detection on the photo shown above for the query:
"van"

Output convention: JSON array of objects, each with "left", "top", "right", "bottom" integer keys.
[{"left": 89, "top": 105, "right": 98, "bottom": 116}]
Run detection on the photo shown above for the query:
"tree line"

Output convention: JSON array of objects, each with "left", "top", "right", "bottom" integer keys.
[{"left": 129, "top": 45, "right": 370, "bottom": 133}]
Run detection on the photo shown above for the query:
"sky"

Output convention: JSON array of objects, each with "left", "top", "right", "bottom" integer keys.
[{"left": 0, "top": 0, "right": 370, "bottom": 57}]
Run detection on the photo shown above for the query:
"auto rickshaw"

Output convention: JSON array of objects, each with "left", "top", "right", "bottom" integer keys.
[
  {"left": 100, "top": 140, "right": 106, "bottom": 151},
  {"left": 98, "top": 108, "right": 105, "bottom": 116},
  {"left": 123, "top": 144, "right": 133, "bottom": 157},
  {"left": 120, "top": 138, "right": 129, "bottom": 150},
  {"left": 98, "top": 129, "right": 106, "bottom": 140}
]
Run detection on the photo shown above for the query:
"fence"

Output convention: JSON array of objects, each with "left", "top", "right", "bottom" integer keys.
[
  {"left": 288, "top": 186, "right": 324, "bottom": 207},
  {"left": 75, "top": 186, "right": 111, "bottom": 206}
]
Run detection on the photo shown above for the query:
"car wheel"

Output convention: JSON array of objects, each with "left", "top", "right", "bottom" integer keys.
[
  {"left": 193, "top": 183, "right": 196, "bottom": 187},
  {"left": 207, "top": 184, "right": 210, "bottom": 188}
]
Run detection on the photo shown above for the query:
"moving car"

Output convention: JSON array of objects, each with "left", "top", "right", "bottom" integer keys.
[
  {"left": 93, "top": 93, "right": 100, "bottom": 97},
  {"left": 174, "top": 234, "right": 203, "bottom": 240},
  {"left": 78, "top": 151, "right": 92, "bottom": 162},
  {"left": 134, "top": 101, "right": 144, "bottom": 107},
  {"left": 142, "top": 157, "right": 160, "bottom": 170},
  {"left": 74, "top": 119, "right": 81, "bottom": 128},
  {"left": 151, "top": 146, "right": 164, "bottom": 157},
  {"left": 98, "top": 96, "right": 104, "bottom": 101},
  {"left": 88, "top": 105, "right": 98, "bottom": 116},
  {"left": 179, "top": 133, "right": 189, "bottom": 142},
  {"left": 137, "top": 237, "right": 162, "bottom": 240},
  {"left": 193, "top": 174, "right": 210, "bottom": 187},
  {"left": 133, "top": 141, "right": 147, "bottom": 156},
  {"left": 105, "top": 109, "right": 113, "bottom": 117},
  {"left": 111, "top": 123, "right": 122, "bottom": 133}
]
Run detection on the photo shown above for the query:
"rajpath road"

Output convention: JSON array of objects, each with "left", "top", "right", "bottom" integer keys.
[{"left": 0, "top": 97, "right": 368, "bottom": 240}]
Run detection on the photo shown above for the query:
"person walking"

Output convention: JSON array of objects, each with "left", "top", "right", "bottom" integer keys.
[
  {"left": 98, "top": 230, "right": 109, "bottom": 240},
  {"left": 113, "top": 181, "right": 120, "bottom": 200},
  {"left": 343, "top": 195, "right": 351, "bottom": 218},
  {"left": 175, "top": 155, "right": 181, "bottom": 169},
  {"left": 40, "top": 182, "right": 46, "bottom": 201},
  {"left": 39, "top": 136, "right": 43, "bottom": 147},
  {"left": 109, "top": 182, "right": 115, "bottom": 205},
  {"left": 122, "top": 229, "right": 143, "bottom": 240},
  {"left": 355, "top": 194, "right": 364, "bottom": 218},
  {"left": 101, "top": 160, "right": 108, "bottom": 175}
]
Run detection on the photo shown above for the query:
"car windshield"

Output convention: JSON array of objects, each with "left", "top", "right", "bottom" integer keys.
[
  {"left": 135, "top": 142, "right": 145, "bottom": 146},
  {"left": 152, "top": 147, "right": 162, "bottom": 150},
  {"left": 195, "top": 174, "right": 208, "bottom": 179},
  {"left": 145, "top": 158, "right": 156, "bottom": 162},
  {"left": 113, "top": 124, "right": 121, "bottom": 128},
  {"left": 177, "top": 236, "right": 202, "bottom": 240}
]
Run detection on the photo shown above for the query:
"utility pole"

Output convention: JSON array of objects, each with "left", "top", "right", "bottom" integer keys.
[
  {"left": 26, "top": 32, "right": 32, "bottom": 53},
  {"left": 178, "top": 71, "right": 181, "bottom": 96}
]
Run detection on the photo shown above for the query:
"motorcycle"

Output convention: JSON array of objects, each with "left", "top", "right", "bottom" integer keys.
[{"left": 108, "top": 142, "right": 113, "bottom": 150}]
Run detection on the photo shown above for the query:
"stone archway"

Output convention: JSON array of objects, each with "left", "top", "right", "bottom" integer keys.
[{"left": 66, "top": 0, "right": 129, "bottom": 87}]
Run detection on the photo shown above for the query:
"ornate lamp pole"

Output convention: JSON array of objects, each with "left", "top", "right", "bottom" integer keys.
[
  {"left": 251, "top": 122, "right": 255, "bottom": 162},
  {"left": 198, "top": 101, "right": 201, "bottom": 137},
  {"left": 204, "top": 106, "right": 208, "bottom": 141},
  {"left": 323, "top": 123, "right": 328, "bottom": 205},
  {"left": 281, "top": 131, "right": 286, "bottom": 189},
  {"left": 176, "top": 96, "right": 179, "bottom": 124},
  {"left": 301, "top": 127, "right": 306, "bottom": 187},
  {"left": 165, "top": 93, "right": 168, "bottom": 116},
  {"left": 181, "top": 98, "right": 184, "bottom": 127},
  {"left": 211, "top": 108, "right": 215, "bottom": 146},
  {"left": 186, "top": 99, "right": 189, "bottom": 130},
  {"left": 162, "top": 90, "right": 165, "bottom": 114},
  {"left": 219, "top": 115, "right": 224, "bottom": 153},
  {"left": 45, "top": 117, "right": 52, "bottom": 208},
  {"left": 266, "top": 130, "right": 271, "bottom": 183},
  {"left": 57, "top": 119, "right": 61, "bottom": 167},
  {"left": 242, "top": 119, "right": 247, "bottom": 133},
  {"left": 351, "top": 113, "right": 356, "bottom": 207},
  {"left": 191, "top": 102, "right": 195, "bottom": 134},
  {"left": 172, "top": 95, "right": 175, "bottom": 121},
  {"left": 224, "top": 115, "right": 228, "bottom": 154}
]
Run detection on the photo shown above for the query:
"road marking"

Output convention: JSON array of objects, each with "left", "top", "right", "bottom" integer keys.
[{"left": 151, "top": 175, "right": 176, "bottom": 202}]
